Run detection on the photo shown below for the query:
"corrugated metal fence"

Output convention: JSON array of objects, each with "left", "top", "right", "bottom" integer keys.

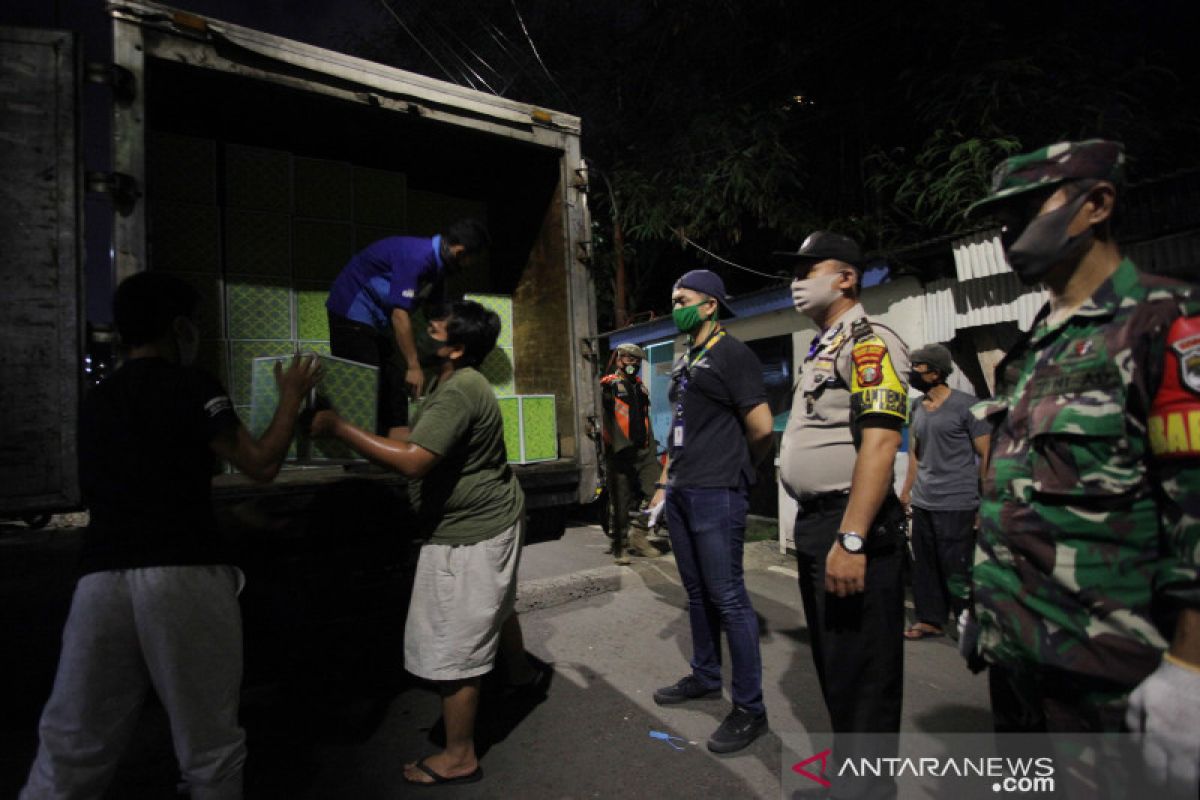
[{"left": 924, "top": 230, "right": 1047, "bottom": 342}]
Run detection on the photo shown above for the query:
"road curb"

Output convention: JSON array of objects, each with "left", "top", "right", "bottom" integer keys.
[
  {"left": 514, "top": 540, "right": 793, "bottom": 614},
  {"left": 515, "top": 563, "right": 640, "bottom": 613}
]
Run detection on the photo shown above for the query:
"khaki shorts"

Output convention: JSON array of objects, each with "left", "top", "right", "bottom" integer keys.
[{"left": 404, "top": 518, "right": 523, "bottom": 681}]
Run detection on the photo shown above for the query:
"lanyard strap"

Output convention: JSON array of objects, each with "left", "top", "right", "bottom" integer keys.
[
  {"left": 674, "top": 328, "right": 725, "bottom": 424},
  {"left": 685, "top": 328, "right": 725, "bottom": 372}
]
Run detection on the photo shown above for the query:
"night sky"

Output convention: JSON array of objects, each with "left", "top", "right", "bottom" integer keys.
[{"left": 4, "top": 0, "right": 1195, "bottom": 323}]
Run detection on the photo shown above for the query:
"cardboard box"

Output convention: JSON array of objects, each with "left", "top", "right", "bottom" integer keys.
[
  {"left": 226, "top": 280, "right": 292, "bottom": 340},
  {"left": 464, "top": 293, "right": 514, "bottom": 348},
  {"left": 498, "top": 394, "right": 557, "bottom": 464},
  {"left": 249, "top": 353, "right": 378, "bottom": 462},
  {"left": 477, "top": 346, "right": 515, "bottom": 395}
]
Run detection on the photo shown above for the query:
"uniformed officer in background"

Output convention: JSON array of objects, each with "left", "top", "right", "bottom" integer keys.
[
  {"left": 778, "top": 231, "right": 910, "bottom": 796},
  {"left": 600, "top": 343, "right": 663, "bottom": 564},
  {"left": 962, "top": 140, "right": 1199, "bottom": 793}
]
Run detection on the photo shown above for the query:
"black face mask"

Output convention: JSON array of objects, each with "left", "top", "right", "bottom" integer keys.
[
  {"left": 1003, "top": 189, "right": 1095, "bottom": 285},
  {"left": 417, "top": 332, "right": 450, "bottom": 367},
  {"left": 909, "top": 372, "right": 937, "bottom": 393}
]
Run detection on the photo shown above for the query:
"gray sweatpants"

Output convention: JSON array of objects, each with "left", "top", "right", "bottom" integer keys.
[{"left": 21, "top": 565, "right": 247, "bottom": 800}]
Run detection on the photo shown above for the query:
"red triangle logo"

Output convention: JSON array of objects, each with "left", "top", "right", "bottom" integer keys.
[{"left": 792, "top": 748, "right": 832, "bottom": 788}]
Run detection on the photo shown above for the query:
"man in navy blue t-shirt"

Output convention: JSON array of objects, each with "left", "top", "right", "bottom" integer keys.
[
  {"left": 646, "top": 270, "right": 775, "bottom": 755},
  {"left": 326, "top": 219, "right": 489, "bottom": 437}
]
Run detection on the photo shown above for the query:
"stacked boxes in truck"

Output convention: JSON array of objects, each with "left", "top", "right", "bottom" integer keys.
[
  {"left": 0, "top": 2, "right": 600, "bottom": 688},
  {"left": 1, "top": 0, "right": 600, "bottom": 521}
]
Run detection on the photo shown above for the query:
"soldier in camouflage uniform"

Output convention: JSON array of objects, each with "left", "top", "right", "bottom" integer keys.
[{"left": 963, "top": 140, "right": 1200, "bottom": 791}]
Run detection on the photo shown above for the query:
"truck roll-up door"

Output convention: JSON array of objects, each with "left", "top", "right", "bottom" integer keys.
[{"left": 0, "top": 28, "right": 83, "bottom": 516}]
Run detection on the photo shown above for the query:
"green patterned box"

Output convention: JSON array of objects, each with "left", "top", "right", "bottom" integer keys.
[
  {"left": 463, "top": 293, "right": 513, "bottom": 348},
  {"left": 308, "top": 354, "right": 379, "bottom": 461},
  {"left": 149, "top": 202, "right": 220, "bottom": 273},
  {"left": 478, "top": 347, "right": 515, "bottom": 395},
  {"left": 148, "top": 133, "right": 217, "bottom": 204},
  {"left": 354, "top": 225, "right": 404, "bottom": 250},
  {"left": 225, "top": 210, "right": 291, "bottom": 277},
  {"left": 520, "top": 395, "right": 558, "bottom": 461},
  {"left": 498, "top": 394, "right": 558, "bottom": 463},
  {"left": 173, "top": 273, "right": 224, "bottom": 340},
  {"left": 230, "top": 341, "right": 294, "bottom": 405},
  {"left": 353, "top": 166, "right": 406, "bottom": 228},
  {"left": 298, "top": 340, "right": 332, "bottom": 356},
  {"left": 293, "top": 157, "right": 352, "bottom": 220},
  {"left": 225, "top": 144, "right": 291, "bottom": 211},
  {"left": 226, "top": 280, "right": 292, "bottom": 340},
  {"left": 497, "top": 397, "right": 521, "bottom": 464},
  {"left": 245, "top": 361, "right": 298, "bottom": 460},
  {"left": 196, "top": 340, "right": 228, "bottom": 389},
  {"left": 293, "top": 219, "right": 353, "bottom": 281},
  {"left": 295, "top": 283, "right": 330, "bottom": 341}
]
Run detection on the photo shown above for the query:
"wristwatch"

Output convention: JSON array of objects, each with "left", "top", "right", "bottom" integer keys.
[{"left": 837, "top": 531, "right": 865, "bottom": 554}]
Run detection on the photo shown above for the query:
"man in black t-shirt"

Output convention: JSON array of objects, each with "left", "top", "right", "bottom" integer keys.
[
  {"left": 646, "top": 270, "right": 775, "bottom": 756},
  {"left": 21, "top": 273, "right": 320, "bottom": 800}
]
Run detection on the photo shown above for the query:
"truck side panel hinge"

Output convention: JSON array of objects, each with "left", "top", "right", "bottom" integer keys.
[
  {"left": 86, "top": 171, "right": 142, "bottom": 214},
  {"left": 85, "top": 63, "right": 136, "bottom": 104}
]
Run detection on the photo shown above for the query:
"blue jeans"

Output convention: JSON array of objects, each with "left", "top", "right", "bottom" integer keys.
[{"left": 665, "top": 486, "right": 764, "bottom": 715}]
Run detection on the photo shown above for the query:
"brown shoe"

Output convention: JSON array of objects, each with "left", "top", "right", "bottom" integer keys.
[
  {"left": 614, "top": 548, "right": 632, "bottom": 565},
  {"left": 628, "top": 529, "right": 663, "bottom": 558}
]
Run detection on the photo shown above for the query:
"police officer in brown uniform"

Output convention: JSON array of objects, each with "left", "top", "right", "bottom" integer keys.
[
  {"left": 778, "top": 232, "right": 910, "bottom": 797},
  {"left": 600, "top": 343, "right": 663, "bottom": 564}
]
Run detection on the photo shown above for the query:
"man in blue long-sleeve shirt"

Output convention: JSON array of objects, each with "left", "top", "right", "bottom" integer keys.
[{"left": 326, "top": 219, "right": 489, "bottom": 437}]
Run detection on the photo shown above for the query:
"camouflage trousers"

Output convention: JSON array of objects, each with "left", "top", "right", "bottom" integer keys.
[{"left": 987, "top": 663, "right": 1132, "bottom": 733}]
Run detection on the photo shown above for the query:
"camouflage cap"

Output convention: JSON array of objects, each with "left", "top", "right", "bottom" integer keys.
[
  {"left": 965, "top": 139, "right": 1125, "bottom": 220},
  {"left": 615, "top": 342, "right": 647, "bottom": 360}
]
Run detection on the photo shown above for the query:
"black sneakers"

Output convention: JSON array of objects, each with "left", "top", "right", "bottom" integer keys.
[
  {"left": 707, "top": 706, "right": 768, "bottom": 754},
  {"left": 652, "top": 675, "right": 722, "bottom": 705}
]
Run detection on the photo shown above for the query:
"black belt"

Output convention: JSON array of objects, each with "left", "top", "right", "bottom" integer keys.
[
  {"left": 801, "top": 490, "right": 903, "bottom": 516},
  {"left": 801, "top": 490, "right": 850, "bottom": 514}
]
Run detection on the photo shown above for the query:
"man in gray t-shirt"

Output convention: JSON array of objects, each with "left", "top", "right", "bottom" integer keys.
[{"left": 899, "top": 344, "right": 991, "bottom": 639}]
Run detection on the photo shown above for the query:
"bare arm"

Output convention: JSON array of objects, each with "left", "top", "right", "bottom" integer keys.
[
  {"left": 899, "top": 441, "right": 918, "bottom": 509},
  {"left": 743, "top": 402, "right": 774, "bottom": 468},
  {"left": 1171, "top": 608, "right": 1200, "bottom": 668},
  {"left": 390, "top": 307, "right": 425, "bottom": 398},
  {"left": 973, "top": 433, "right": 991, "bottom": 483},
  {"left": 313, "top": 410, "right": 438, "bottom": 479},
  {"left": 210, "top": 356, "right": 320, "bottom": 482}
]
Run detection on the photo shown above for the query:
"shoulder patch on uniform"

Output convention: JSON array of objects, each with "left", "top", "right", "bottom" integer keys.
[
  {"left": 1149, "top": 315, "right": 1200, "bottom": 459},
  {"left": 852, "top": 337, "right": 887, "bottom": 387},
  {"left": 849, "top": 333, "right": 907, "bottom": 422}
]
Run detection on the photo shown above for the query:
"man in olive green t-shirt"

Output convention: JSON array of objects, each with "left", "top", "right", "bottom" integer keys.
[{"left": 313, "top": 299, "right": 538, "bottom": 788}]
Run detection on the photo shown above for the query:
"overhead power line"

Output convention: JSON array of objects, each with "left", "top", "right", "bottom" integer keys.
[{"left": 680, "top": 234, "right": 782, "bottom": 281}]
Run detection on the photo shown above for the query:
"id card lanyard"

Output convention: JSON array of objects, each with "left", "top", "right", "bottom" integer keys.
[{"left": 671, "top": 328, "right": 726, "bottom": 450}]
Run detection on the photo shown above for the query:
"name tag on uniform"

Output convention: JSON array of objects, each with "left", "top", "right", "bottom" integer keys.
[{"left": 674, "top": 424, "right": 684, "bottom": 448}]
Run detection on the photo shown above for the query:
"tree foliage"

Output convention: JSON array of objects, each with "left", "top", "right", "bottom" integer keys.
[{"left": 346, "top": 0, "right": 1200, "bottom": 328}]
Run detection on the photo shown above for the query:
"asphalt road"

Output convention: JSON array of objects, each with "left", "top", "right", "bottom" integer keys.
[{"left": 0, "top": 520, "right": 990, "bottom": 799}]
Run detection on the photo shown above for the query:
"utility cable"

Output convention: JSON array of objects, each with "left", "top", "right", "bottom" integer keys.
[
  {"left": 379, "top": 0, "right": 459, "bottom": 85},
  {"left": 509, "top": 0, "right": 573, "bottom": 109},
  {"left": 680, "top": 234, "right": 782, "bottom": 280}
]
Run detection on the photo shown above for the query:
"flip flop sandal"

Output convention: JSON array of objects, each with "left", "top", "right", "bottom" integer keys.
[{"left": 403, "top": 757, "right": 484, "bottom": 787}]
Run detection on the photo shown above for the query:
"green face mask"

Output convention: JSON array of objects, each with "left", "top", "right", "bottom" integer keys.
[{"left": 672, "top": 302, "right": 711, "bottom": 334}]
